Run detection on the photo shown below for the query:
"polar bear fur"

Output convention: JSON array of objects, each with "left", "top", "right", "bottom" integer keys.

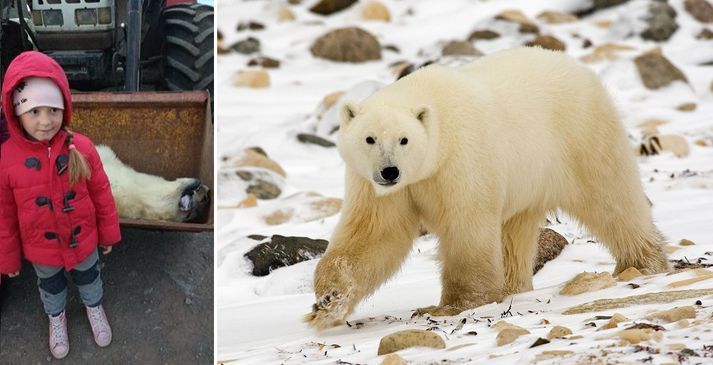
[
  {"left": 305, "top": 47, "right": 669, "bottom": 330},
  {"left": 96, "top": 145, "right": 210, "bottom": 222}
]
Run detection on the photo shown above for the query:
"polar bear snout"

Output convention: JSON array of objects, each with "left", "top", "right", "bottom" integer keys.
[
  {"left": 178, "top": 179, "right": 211, "bottom": 223},
  {"left": 375, "top": 166, "right": 400, "bottom": 186}
]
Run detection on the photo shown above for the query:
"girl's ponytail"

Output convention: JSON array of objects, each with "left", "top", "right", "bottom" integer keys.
[{"left": 63, "top": 126, "right": 91, "bottom": 185}]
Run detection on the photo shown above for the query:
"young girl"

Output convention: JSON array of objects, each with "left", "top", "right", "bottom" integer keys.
[{"left": 0, "top": 51, "right": 121, "bottom": 359}]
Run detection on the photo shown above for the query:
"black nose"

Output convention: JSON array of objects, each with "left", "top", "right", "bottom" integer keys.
[{"left": 381, "top": 166, "right": 399, "bottom": 181}]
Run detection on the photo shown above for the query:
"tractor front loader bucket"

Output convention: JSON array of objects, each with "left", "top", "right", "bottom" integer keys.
[{"left": 71, "top": 90, "right": 213, "bottom": 232}]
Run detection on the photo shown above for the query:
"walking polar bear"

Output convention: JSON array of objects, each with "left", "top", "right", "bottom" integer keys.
[{"left": 305, "top": 47, "right": 669, "bottom": 330}]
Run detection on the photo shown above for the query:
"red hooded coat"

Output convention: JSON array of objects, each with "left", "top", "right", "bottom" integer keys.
[{"left": 0, "top": 51, "right": 121, "bottom": 273}]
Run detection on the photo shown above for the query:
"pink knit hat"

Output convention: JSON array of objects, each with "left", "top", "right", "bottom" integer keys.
[{"left": 12, "top": 77, "right": 65, "bottom": 116}]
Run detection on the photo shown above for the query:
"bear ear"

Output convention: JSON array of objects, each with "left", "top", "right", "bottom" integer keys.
[
  {"left": 341, "top": 102, "right": 359, "bottom": 124},
  {"left": 413, "top": 106, "right": 430, "bottom": 124}
]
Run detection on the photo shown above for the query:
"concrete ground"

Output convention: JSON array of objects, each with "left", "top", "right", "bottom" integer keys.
[{"left": 0, "top": 227, "right": 213, "bottom": 364}]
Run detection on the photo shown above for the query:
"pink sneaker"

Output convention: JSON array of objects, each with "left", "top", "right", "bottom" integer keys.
[
  {"left": 48, "top": 311, "right": 69, "bottom": 359},
  {"left": 86, "top": 305, "right": 112, "bottom": 347}
]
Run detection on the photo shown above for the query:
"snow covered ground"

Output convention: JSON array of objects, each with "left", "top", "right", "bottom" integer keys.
[{"left": 215, "top": 0, "right": 713, "bottom": 363}]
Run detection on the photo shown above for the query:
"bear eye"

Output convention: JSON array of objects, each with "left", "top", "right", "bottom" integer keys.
[
  {"left": 366, "top": 137, "right": 375, "bottom": 144},
  {"left": 400, "top": 138, "right": 408, "bottom": 145}
]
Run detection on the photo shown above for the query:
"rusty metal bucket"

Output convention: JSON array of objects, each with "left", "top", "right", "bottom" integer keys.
[{"left": 71, "top": 90, "right": 213, "bottom": 232}]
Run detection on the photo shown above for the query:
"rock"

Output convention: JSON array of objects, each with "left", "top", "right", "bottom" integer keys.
[
  {"left": 698, "top": 28, "right": 713, "bottom": 39},
  {"left": 297, "top": 133, "right": 336, "bottom": 147},
  {"left": 468, "top": 29, "right": 500, "bottom": 41},
  {"left": 530, "top": 338, "right": 550, "bottom": 348},
  {"left": 646, "top": 306, "right": 696, "bottom": 322},
  {"left": 310, "top": 0, "right": 357, "bottom": 15},
  {"left": 595, "top": 19, "right": 613, "bottom": 28},
  {"left": 381, "top": 354, "right": 407, "bottom": 365},
  {"left": 247, "top": 56, "right": 281, "bottom": 68},
  {"left": 492, "top": 320, "right": 525, "bottom": 331},
  {"left": 546, "top": 325, "right": 572, "bottom": 339},
  {"left": 599, "top": 313, "right": 630, "bottom": 330},
  {"left": 638, "top": 118, "right": 667, "bottom": 129},
  {"left": 560, "top": 272, "right": 616, "bottom": 295},
  {"left": 680, "top": 239, "right": 696, "bottom": 246},
  {"left": 580, "top": 43, "right": 635, "bottom": 63},
  {"left": 264, "top": 192, "right": 342, "bottom": 225},
  {"left": 676, "top": 102, "right": 697, "bottom": 111},
  {"left": 536, "top": 10, "right": 577, "bottom": 24},
  {"left": 234, "top": 169, "right": 282, "bottom": 199},
  {"left": 641, "top": 2, "right": 679, "bottom": 41},
  {"left": 246, "top": 179, "right": 281, "bottom": 199},
  {"left": 495, "top": 9, "right": 539, "bottom": 34},
  {"left": 362, "top": 1, "right": 390, "bottom": 21},
  {"left": 322, "top": 91, "right": 344, "bottom": 112},
  {"left": 533, "top": 228, "right": 568, "bottom": 274},
  {"left": 442, "top": 41, "right": 483, "bottom": 57},
  {"left": 534, "top": 351, "right": 574, "bottom": 361},
  {"left": 233, "top": 70, "right": 270, "bottom": 88},
  {"left": 231, "top": 37, "right": 261, "bottom": 54},
  {"left": 685, "top": 0, "right": 713, "bottom": 23},
  {"left": 278, "top": 6, "right": 296, "bottom": 22},
  {"left": 231, "top": 149, "right": 286, "bottom": 177},
  {"left": 617, "top": 267, "right": 643, "bottom": 281},
  {"left": 238, "top": 194, "right": 257, "bottom": 208},
  {"left": 663, "top": 245, "right": 681, "bottom": 254},
  {"left": 634, "top": 51, "right": 688, "bottom": 90},
  {"left": 496, "top": 328, "right": 530, "bottom": 346},
  {"left": 574, "top": 0, "right": 630, "bottom": 17},
  {"left": 377, "top": 330, "right": 446, "bottom": 355},
  {"left": 667, "top": 274, "right": 713, "bottom": 288},
  {"left": 525, "top": 35, "right": 566, "bottom": 51},
  {"left": 564, "top": 288, "right": 713, "bottom": 314},
  {"left": 244, "top": 235, "right": 329, "bottom": 276},
  {"left": 619, "top": 328, "right": 662, "bottom": 344},
  {"left": 237, "top": 21, "right": 265, "bottom": 31},
  {"left": 311, "top": 27, "right": 381, "bottom": 63}
]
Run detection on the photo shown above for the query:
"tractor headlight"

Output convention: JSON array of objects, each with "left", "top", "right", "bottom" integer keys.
[
  {"left": 43, "top": 10, "right": 64, "bottom": 26},
  {"left": 98, "top": 7, "right": 112, "bottom": 25},
  {"left": 32, "top": 10, "right": 43, "bottom": 26},
  {"left": 75, "top": 8, "right": 97, "bottom": 26}
]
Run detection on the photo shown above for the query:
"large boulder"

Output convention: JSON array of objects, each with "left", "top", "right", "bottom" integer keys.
[
  {"left": 309, "top": 0, "right": 357, "bottom": 15},
  {"left": 244, "top": 235, "right": 329, "bottom": 276},
  {"left": 641, "top": 2, "right": 679, "bottom": 41},
  {"left": 634, "top": 50, "right": 688, "bottom": 89},
  {"left": 310, "top": 27, "right": 382, "bottom": 63},
  {"left": 534, "top": 228, "right": 568, "bottom": 274},
  {"left": 685, "top": 0, "right": 713, "bottom": 23}
]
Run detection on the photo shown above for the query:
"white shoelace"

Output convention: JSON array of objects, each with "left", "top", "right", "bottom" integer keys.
[
  {"left": 50, "top": 315, "right": 67, "bottom": 343},
  {"left": 88, "top": 307, "right": 109, "bottom": 334}
]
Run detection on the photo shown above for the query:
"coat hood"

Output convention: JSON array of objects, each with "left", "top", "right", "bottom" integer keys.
[{"left": 1, "top": 51, "right": 73, "bottom": 142}]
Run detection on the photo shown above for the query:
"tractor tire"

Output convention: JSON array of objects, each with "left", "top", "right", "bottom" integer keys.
[{"left": 161, "top": 3, "right": 213, "bottom": 97}]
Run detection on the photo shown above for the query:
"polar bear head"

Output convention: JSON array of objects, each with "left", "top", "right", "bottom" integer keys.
[{"left": 337, "top": 102, "right": 438, "bottom": 196}]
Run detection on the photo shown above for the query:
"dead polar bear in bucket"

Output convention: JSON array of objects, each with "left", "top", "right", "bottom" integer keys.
[
  {"left": 96, "top": 145, "right": 210, "bottom": 222},
  {"left": 305, "top": 47, "right": 670, "bottom": 330}
]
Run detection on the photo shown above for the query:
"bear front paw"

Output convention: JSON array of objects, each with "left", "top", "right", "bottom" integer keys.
[
  {"left": 414, "top": 304, "right": 467, "bottom": 317},
  {"left": 304, "top": 290, "right": 349, "bottom": 330}
]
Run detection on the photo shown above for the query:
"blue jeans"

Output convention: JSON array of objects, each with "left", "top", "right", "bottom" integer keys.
[{"left": 32, "top": 250, "right": 103, "bottom": 316}]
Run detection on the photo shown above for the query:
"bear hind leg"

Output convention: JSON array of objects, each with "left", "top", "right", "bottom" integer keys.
[
  {"left": 502, "top": 210, "right": 543, "bottom": 295},
  {"left": 564, "top": 189, "right": 669, "bottom": 275}
]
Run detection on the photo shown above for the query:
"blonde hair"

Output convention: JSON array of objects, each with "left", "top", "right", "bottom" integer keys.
[{"left": 63, "top": 126, "right": 91, "bottom": 185}]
